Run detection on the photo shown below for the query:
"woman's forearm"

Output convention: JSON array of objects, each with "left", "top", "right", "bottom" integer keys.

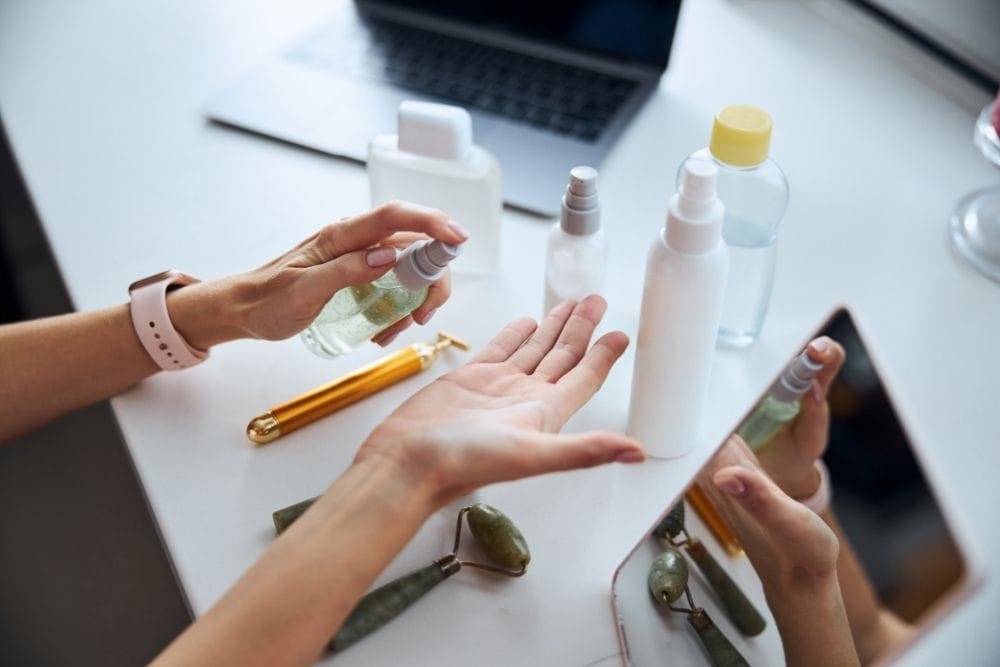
[
  {"left": 765, "top": 572, "right": 860, "bottom": 667},
  {"left": 152, "top": 452, "right": 438, "bottom": 667},
  {"left": 0, "top": 279, "right": 245, "bottom": 444}
]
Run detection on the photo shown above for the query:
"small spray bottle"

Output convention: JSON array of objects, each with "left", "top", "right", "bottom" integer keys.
[
  {"left": 737, "top": 349, "right": 822, "bottom": 450},
  {"left": 301, "top": 240, "right": 461, "bottom": 358},
  {"left": 543, "top": 166, "right": 606, "bottom": 313}
]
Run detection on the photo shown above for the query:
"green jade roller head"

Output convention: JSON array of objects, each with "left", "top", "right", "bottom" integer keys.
[
  {"left": 270, "top": 497, "right": 530, "bottom": 653},
  {"left": 652, "top": 502, "right": 766, "bottom": 637},
  {"left": 648, "top": 546, "right": 750, "bottom": 667}
]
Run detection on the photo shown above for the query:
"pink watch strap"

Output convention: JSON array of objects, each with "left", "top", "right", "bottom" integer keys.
[
  {"left": 129, "top": 271, "right": 209, "bottom": 371},
  {"left": 798, "top": 460, "right": 832, "bottom": 515}
]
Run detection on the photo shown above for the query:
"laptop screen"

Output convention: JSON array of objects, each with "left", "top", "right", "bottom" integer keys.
[{"left": 360, "top": 0, "right": 684, "bottom": 69}]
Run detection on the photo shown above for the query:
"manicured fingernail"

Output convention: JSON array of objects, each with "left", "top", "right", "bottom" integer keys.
[
  {"left": 616, "top": 448, "right": 646, "bottom": 463},
  {"left": 416, "top": 308, "right": 437, "bottom": 325},
  {"left": 809, "top": 338, "right": 829, "bottom": 355},
  {"left": 717, "top": 476, "right": 745, "bottom": 496},
  {"left": 366, "top": 246, "right": 396, "bottom": 267},
  {"left": 378, "top": 332, "right": 399, "bottom": 346},
  {"left": 448, "top": 220, "right": 469, "bottom": 240}
]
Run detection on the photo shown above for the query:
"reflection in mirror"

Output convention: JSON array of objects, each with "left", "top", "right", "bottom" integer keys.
[{"left": 612, "top": 309, "right": 977, "bottom": 666}]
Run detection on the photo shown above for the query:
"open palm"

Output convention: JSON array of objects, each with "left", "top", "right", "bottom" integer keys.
[{"left": 356, "top": 296, "right": 645, "bottom": 507}]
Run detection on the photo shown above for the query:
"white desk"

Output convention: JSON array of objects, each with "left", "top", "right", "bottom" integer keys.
[{"left": 1, "top": 0, "right": 997, "bottom": 664}]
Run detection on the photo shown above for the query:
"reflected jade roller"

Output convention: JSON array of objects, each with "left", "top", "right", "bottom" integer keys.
[
  {"left": 648, "top": 547, "right": 750, "bottom": 667},
  {"left": 653, "top": 502, "right": 766, "bottom": 637},
  {"left": 271, "top": 499, "right": 529, "bottom": 652}
]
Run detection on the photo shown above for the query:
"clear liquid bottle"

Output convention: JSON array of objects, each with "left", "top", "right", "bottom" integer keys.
[
  {"left": 544, "top": 166, "right": 607, "bottom": 313},
  {"left": 627, "top": 160, "right": 729, "bottom": 458},
  {"left": 737, "top": 348, "right": 822, "bottom": 450},
  {"left": 678, "top": 105, "right": 789, "bottom": 347},
  {"left": 301, "top": 240, "right": 461, "bottom": 358},
  {"left": 368, "top": 101, "right": 502, "bottom": 274}
]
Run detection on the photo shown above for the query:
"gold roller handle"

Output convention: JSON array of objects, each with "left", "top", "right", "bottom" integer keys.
[{"left": 247, "top": 333, "right": 469, "bottom": 445}]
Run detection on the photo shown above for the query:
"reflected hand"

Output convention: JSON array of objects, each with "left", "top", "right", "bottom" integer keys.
[
  {"left": 356, "top": 295, "right": 646, "bottom": 507},
  {"left": 702, "top": 436, "right": 840, "bottom": 582},
  {"left": 755, "top": 337, "right": 846, "bottom": 499},
  {"left": 171, "top": 202, "right": 465, "bottom": 349}
]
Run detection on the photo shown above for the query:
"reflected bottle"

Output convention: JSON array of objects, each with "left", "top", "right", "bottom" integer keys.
[
  {"left": 679, "top": 105, "right": 789, "bottom": 347},
  {"left": 301, "top": 240, "right": 461, "bottom": 358},
  {"left": 737, "top": 348, "right": 822, "bottom": 450}
]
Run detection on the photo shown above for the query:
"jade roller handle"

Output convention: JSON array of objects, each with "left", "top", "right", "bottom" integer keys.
[
  {"left": 330, "top": 556, "right": 460, "bottom": 652},
  {"left": 685, "top": 537, "right": 766, "bottom": 636},
  {"left": 687, "top": 608, "right": 750, "bottom": 667}
]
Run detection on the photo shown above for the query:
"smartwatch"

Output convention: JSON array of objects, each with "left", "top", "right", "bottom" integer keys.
[{"left": 128, "top": 270, "right": 209, "bottom": 371}]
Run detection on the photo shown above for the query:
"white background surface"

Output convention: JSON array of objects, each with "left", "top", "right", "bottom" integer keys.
[{"left": 1, "top": 0, "right": 998, "bottom": 664}]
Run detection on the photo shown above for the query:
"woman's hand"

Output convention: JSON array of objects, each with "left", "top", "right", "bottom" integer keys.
[
  {"left": 356, "top": 295, "right": 646, "bottom": 508},
  {"left": 755, "top": 336, "right": 846, "bottom": 500},
  {"left": 700, "top": 437, "right": 858, "bottom": 667},
  {"left": 168, "top": 201, "right": 466, "bottom": 349}
]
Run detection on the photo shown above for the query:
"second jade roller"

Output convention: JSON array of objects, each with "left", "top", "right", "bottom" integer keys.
[{"left": 301, "top": 239, "right": 462, "bottom": 358}]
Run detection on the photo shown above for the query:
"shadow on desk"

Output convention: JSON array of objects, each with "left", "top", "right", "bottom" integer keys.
[{"left": 0, "top": 118, "right": 191, "bottom": 666}]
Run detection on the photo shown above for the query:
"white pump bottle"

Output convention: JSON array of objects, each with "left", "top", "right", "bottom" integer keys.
[{"left": 626, "top": 160, "right": 729, "bottom": 458}]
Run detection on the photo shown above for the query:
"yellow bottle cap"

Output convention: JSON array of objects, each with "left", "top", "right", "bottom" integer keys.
[{"left": 709, "top": 105, "right": 773, "bottom": 167}]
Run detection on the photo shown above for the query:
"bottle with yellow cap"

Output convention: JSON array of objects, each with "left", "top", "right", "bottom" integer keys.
[{"left": 679, "top": 105, "right": 789, "bottom": 347}]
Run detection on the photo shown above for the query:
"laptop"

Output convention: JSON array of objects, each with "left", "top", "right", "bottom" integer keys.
[{"left": 205, "top": 0, "right": 684, "bottom": 217}]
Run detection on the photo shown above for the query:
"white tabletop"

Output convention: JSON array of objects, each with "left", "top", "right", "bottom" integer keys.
[{"left": 1, "top": 0, "right": 998, "bottom": 664}]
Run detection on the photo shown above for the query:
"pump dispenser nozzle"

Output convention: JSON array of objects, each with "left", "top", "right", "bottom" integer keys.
[
  {"left": 770, "top": 350, "right": 823, "bottom": 403},
  {"left": 395, "top": 239, "right": 462, "bottom": 291},
  {"left": 666, "top": 161, "right": 724, "bottom": 255},
  {"left": 561, "top": 166, "right": 601, "bottom": 236}
]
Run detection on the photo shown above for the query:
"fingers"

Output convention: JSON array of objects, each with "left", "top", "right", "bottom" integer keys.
[
  {"left": 292, "top": 246, "right": 399, "bottom": 316},
  {"left": 712, "top": 464, "right": 838, "bottom": 572},
  {"left": 482, "top": 430, "right": 645, "bottom": 484},
  {"left": 371, "top": 316, "right": 413, "bottom": 347},
  {"left": 314, "top": 201, "right": 469, "bottom": 262},
  {"left": 555, "top": 331, "right": 629, "bottom": 409},
  {"left": 805, "top": 337, "right": 846, "bottom": 404},
  {"left": 411, "top": 269, "right": 451, "bottom": 325},
  {"left": 533, "top": 296, "right": 609, "bottom": 381},
  {"left": 470, "top": 317, "right": 538, "bottom": 364},
  {"left": 506, "top": 300, "right": 578, "bottom": 373}
]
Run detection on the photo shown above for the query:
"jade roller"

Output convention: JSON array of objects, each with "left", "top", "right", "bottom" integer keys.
[
  {"left": 648, "top": 547, "right": 750, "bottom": 667},
  {"left": 271, "top": 500, "right": 530, "bottom": 652},
  {"left": 653, "top": 502, "right": 766, "bottom": 637}
]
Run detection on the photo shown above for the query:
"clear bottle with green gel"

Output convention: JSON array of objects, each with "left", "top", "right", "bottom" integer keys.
[
  {"left": 737, "top": 348, "right": 822, "bottom": 450},
  {"left": 301, "top": 239, "right": 461, "bottom": 358}
]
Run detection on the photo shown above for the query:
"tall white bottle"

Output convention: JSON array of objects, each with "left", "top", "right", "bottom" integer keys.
[
  {"left": 368, "top": 101, "right": 502, "bottom": 274},
  {"left": 627, "top": 160, "right": 729, "bottom": 459},
  {"left": 543, "top": 166, "right": 607, "bottom": 313}
]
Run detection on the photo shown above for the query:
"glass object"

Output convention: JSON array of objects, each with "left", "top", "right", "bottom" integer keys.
[
  {"left": 611, "top": 308, "right": 980, "bottom": 666},
  {"left": 679, "top": 106, "right": 790, "bottom": 347},
  {"left": 949, "top": 99, "right": 1000, "bottom": 283}
]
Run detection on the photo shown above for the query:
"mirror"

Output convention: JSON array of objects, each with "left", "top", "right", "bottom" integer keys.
[{"left": 611, "top": 308, "right": 980, "bottom": 666}]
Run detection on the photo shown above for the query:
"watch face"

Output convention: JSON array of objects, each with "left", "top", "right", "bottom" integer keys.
[{"left": 128, "top": 270, "right": 197, "bottom": 293}]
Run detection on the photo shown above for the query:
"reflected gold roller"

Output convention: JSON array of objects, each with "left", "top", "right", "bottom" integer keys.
[{"left": 246, "top": 332, "right": 469, "bottom": 445}]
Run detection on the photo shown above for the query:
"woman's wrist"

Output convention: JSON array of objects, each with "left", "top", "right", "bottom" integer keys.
[{"left": 165, "top": 276, "right": 254, "bottom": 350}]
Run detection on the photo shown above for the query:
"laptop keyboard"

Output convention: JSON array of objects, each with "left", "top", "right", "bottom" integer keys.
[{"left": 287, "top": 17, "right": 639, "bottom": 143}]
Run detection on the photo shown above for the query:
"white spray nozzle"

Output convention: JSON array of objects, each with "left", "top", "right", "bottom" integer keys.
[
  {"left": 677, "top": 159, "right": 718, "bottom": 219},
  {"left": 771, "top": 349, "right": 824, "bottom": 403},
  {"left": 394, "top": 239, "right": 463, "bottom": 291},
  {"left": 561, "top": 165, "right": 601, "bottom": 235}
]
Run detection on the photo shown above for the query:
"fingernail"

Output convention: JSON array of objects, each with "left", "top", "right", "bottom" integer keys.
[
  {"left": 809, "top": 338, "right": 829, "bottom": 355},
  {"left": 416, "top": 308, "right": 437, "bottom": 325},
  {"left": 447, "top": 220, "right": 469, "bottom": 240},
  {"left": 616, "top": 448, "right": 646, "bottom": 463},
  {"left": 379, "top": 332, "right": 399, "bottom": 346},
  {"left": 366, "top": 246, "right": 396, "bottom": 267},
  {"left": 717, "top": 476, "right": 745, "bottom": 496}
]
